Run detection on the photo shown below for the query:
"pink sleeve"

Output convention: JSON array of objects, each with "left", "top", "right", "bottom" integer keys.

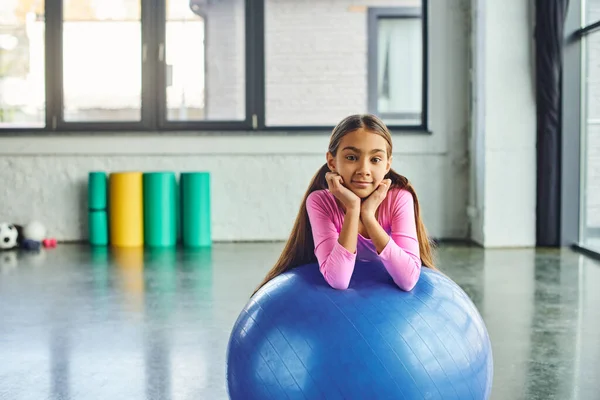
[
  {"left": 378, "top": 189, "right": 422, "bottom": 291},
  {"left": 306, "top": 192, "right": 356, "bottom": 290}
]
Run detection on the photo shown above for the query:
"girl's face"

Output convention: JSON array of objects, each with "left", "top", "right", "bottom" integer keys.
[{"left": 326, "top": 128, "right": 392, "bottom": 198}]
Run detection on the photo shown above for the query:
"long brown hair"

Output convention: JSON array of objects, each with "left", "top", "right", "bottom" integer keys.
[{"left": 253, "top": 114, "right": 437, "bottom": 295}]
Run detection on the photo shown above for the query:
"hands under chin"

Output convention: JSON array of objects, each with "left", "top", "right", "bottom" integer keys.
[
  {"left": 360, "top": 179, "right": 392, "bottom": 220},
  {"left": 325, "top": 172, "right": 361, "bottom": 211}
]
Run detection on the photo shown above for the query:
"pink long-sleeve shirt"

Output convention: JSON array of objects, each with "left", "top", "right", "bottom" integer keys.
[{"left": 305, "top": 187, "right": 421, "bottom": 291}]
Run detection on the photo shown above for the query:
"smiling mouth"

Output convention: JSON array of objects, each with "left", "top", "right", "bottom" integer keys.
[{"left": 351, "top": 181, "right": 372, "bottom": 187}]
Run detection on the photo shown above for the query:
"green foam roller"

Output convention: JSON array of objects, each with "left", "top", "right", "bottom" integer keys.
[
  {"left": 88, "top": 172, "right": 107, "bottom": 210},
  {"left": 176, "top": 175, "right": 181, "bottom": 242},
  {"left": 143, "top": 172, "right": 177, "bottom": 247},
  {"left": 89, "top": 210, "right": 108, "bottom": 246},
  {"left": 181, "top": 172, "right": 211, "bottom": 248}
]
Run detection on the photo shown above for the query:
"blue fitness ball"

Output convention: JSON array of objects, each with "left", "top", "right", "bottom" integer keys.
[{"left": 226, "top": 261, "right": 493, "bottom": 399}]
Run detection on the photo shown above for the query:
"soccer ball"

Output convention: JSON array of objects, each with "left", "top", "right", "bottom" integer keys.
[{"left": 0, "top": 223, "right": 19, "bottom": 250}]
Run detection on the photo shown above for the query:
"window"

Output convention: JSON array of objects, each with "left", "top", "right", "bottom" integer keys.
[
  {"left": 62, "top": 0, "right": 142, "bottom": 122},
  {"left": 0, "top": 0, "right": 45, "bottom": 128},
  {"left": 368, "top": 8, "right": 426, "bottom": 128},
  {"left": 582, "top": 10, "right": 600, "bottom": 253},
  {"left": 562, "top": 0, "right": 600, "bottom": 258},
  {"left": 165, "top": 1, "right": 207, "bottom": 122},
  {"left": 163, "top": 0, "right": 246, "bottom": 123},
  {"left": 263, "top": 2, "right": 427, "bottom": 129},
  {"left": 0, "top": 0, "right": 428, "bottom": 133}
]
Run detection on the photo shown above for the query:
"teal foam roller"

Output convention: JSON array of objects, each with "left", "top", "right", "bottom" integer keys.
[
  {"left": 176, "top": 175, "right": 181, "bottom": 242},
  {"left": 88, "top": 171, "right": 107, "bottom": 210},
  {"left": 143, "top": 172, "right": 177, "bottom": 247},
  {"left": 89, "top": 210, "right": 108, "bottom": 246},
  {"left": 181, "top": 172, "right": 211, "bottom": 248}
]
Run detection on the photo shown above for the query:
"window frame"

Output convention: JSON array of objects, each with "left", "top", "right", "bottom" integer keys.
[
  {"left": 154, "top": 0, "right": 261, "bottom": 131},
  {"left": 53, "top": 0, "right": 153, "bottom": 132},
  {"left": 0, "top": 0, "right": 429, "bottom": 134},
  {"left": 367, "top": 6, "right": 429, "bottom": 132},
  {"left": 562, "top": 0, "right": 600, "bottom": 260}
]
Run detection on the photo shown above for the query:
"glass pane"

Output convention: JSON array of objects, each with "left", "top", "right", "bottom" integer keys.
[
  {"left": 0, "top": 0, "right": 45, "bottom": 128},
  {"left": 583, "top": 30, "right": 600, "bottom": 253},
  {"left": 586, "top": 0, "right": 600, "bottom": 25},
  {"left": 265, "top": 1, "right": 423, "bottom": 127},
  {"left": 165, "top": 0, "right": 245, "bottom": 121},
  {"left": 377, "top": 17, "right": 422, "bottom": 125},
  {"left": 63, "top": 0, "right": 141, "bottom": 122}
]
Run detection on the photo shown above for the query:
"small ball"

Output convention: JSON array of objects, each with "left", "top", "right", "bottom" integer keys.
[
  {"left": 0, "top": 223, "right": 19, "bottom": 250},
  {"left": 23, "top": 221, "right": 46, "bottom": 242}
]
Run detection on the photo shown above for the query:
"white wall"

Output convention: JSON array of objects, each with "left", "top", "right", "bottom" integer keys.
[
  {"left": 0, "top": 0, "right": 471, "bottom": 243},
  {"left": 468, "top": 0, "right": 537, "bottom": 247}
]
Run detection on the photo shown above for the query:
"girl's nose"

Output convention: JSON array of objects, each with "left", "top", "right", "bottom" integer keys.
[{"left": 356, "top": 161, "right": 371, "bottom": 176}]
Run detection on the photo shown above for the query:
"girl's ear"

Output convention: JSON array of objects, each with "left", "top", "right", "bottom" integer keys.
[
  {"left": 326, "top": 152, "right": 336, "bottom": 172},
  {"left": 386, "top": 155, "right": 392, "bottom": 174}
]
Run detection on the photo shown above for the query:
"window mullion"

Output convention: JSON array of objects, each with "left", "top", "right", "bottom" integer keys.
[
  {"left": 46, "top": 0, "right": 63, "bottom": 131},
  {"left": 246, "top": 0, "right": 265, "bottom": 130},
  {"left": 142, "top": 0, "right": 161, "bottom": 130},
  {"left": 422, "top": 0, "right": 429, "bottom": 130}
]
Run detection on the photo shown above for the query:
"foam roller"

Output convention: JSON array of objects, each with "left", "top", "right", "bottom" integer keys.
[
  {"left": 109, "top": 172, "right": 144, "bottom": 247},
  {"left": 88, "top": 171, "right": 107, "bottom": 210},
  {"left": 143, "top": 172, "right": 177, "bottom": 247},
  {"left": 181, "top": 172, "right": 211, "bottom": 248},
  {"left": 176, "top": 176, "right": 181, "bottom": 242},
  {"left": 89, "top": 210, "right": 108, "bottom": 246}
]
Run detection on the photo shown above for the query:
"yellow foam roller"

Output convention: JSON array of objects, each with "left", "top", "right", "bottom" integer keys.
[{"left": 109, "top": 172, "right": 144, "bottom": 247}]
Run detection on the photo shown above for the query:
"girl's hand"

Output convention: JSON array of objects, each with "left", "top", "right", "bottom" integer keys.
[
  {"left": 325, "top": 172, "right": 360, "bottom": 211},
  {"left": 361, "top": 179, "right": 392, "bottom": 219}
]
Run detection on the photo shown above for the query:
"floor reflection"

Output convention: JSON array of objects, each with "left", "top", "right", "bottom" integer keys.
[{"left": 0, "top": 243, "right": 599, "bottom": 399}]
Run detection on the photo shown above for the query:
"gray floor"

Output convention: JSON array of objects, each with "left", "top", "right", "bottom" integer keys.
[{"left": 0, "top": 243, "right": 599, "bottom": 400}]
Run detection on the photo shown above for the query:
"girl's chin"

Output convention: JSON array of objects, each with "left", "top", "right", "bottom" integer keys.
[
  {"left": 341, "top": 182, "right": 377, "bottom": 198},
  {"left": 351, "top": 188, "right": 376, "bottom": 199}
]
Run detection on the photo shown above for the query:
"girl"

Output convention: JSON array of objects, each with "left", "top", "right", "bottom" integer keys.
[{"left": 254, "top": 114, "right": 436, "bottom": 295}]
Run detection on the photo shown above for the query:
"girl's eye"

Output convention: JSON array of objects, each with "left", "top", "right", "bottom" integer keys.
[
  {"left": 345, "top": 155, "right": 357, "bottom": 161},
  {"left": 372, "top": 158, "right": 382, "bottom": 163}
]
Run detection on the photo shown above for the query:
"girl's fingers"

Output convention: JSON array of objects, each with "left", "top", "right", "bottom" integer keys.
[
  {"left": 326, "top": 172, "right": 340, "bottom": 188},
  {"left": 326, "top": 174, "right": 335, "bottom": 191},
  {"left": 332, "top": 176, "right": 342, "bottom": 189},
  {"left": 327, "top": 174, "right": 338, "bottom": 191},
  {"left": 377, "top": 179, "right": 391, "bottom": 194}
]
